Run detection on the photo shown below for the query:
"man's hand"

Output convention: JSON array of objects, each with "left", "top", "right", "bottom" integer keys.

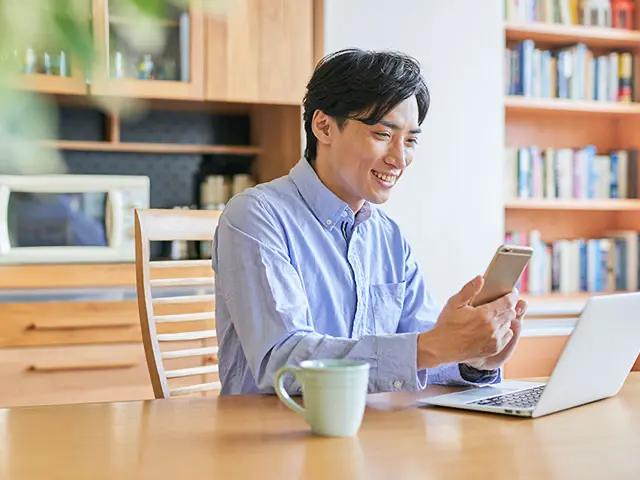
[
  {"left": 463, "top": 297, "right": 527, "bottom": 371},
  {"left": 416, "top": 275, "right": 526, "bottom": 370}
]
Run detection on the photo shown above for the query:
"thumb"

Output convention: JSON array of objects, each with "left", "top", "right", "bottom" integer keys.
[{"left": 450, "top": 275, "right": 483, "bottom": 307}]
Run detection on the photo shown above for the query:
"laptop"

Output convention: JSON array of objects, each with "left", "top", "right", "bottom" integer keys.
[{"left": 418, "top": 292, "right": 640, "bottom": 418}]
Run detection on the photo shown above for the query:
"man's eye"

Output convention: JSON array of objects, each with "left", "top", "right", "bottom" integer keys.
[
  {"left": 375, "top": 132, "right": 391, "bottom": 139},
  {"left": 406, "top": 138, "right": 418, "bottom": 145}
]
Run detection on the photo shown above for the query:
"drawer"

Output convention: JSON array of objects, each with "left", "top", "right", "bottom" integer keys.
[
  {"left": 0, "top": 299, "right": 215, "bottom": 347},
  {"left": 0, "top": 301, "right": 142, "bottom": 347},
  {"left": 0, "top": 342, "right": 210, "bottom": 408}
]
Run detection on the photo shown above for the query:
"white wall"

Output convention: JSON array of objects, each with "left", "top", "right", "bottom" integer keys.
[{"left": 322, "top": 0, "right": 505, "bottom": 302}]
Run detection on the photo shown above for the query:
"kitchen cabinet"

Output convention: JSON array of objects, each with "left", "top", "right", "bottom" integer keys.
[
  {"left": 90, "top": 0, "right": 205, "bottom": 100},
  {"left": 0, "top": 263, "right": 218, "bottom": 408},
  {"left": 205, "top": 0, "right": 314, "bottom": 105}
]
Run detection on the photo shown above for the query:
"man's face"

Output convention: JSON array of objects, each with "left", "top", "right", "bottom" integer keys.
[{"left": 322, "top": 96, "right": 421, "bottom": 209}]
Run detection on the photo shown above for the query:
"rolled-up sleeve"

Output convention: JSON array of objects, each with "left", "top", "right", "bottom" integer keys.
[
  {"left": 396, "top": 240, "right": 501, "bottom": 387},
  {"left": 214, "top": 192, "right": 424, "bottom": 394}
]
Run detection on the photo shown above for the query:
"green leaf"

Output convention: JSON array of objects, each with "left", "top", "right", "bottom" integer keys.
[{"left": 51, "top": 0, "right": 93, "bottom": 67}]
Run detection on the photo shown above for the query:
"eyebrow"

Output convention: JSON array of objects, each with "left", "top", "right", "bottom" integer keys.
[{"left": 379, "top": 120, "right": 422, "bottom": 135}]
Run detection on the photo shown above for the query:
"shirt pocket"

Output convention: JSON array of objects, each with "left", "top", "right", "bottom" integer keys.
[{"left": 368, "top": 282, "right": 406, "bottom": 335}]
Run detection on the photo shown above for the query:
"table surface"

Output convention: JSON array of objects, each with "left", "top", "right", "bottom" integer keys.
[{"left": 1, "top": 374, "right": 639, "bottom": 480}]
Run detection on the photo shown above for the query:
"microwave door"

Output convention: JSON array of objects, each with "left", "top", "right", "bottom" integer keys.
[
  {"left": 6, "top": 192, "right": 110, "bottom": 248},
  {"left": 106, "top": 190, "right": 123, "bottom": 247}
]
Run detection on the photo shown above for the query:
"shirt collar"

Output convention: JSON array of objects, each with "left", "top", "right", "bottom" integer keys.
[{"left": 290, "top": 158, "right": 371, "bottom": 230}]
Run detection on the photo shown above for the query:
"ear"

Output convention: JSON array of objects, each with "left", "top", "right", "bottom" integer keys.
[{"left": 311, "top": 110, "right": 335, "bottom": 147}]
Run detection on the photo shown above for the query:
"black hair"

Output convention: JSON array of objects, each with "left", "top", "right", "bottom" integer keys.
[{"left": 302, "top": 48, "right": 430, "bottom": 162}]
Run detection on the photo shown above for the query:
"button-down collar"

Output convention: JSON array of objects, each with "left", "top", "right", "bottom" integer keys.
[{"left": 289, "top": 158, "right": 371, "bottom": 230}]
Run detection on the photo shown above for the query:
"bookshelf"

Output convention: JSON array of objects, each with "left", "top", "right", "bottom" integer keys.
[
  {"left": 505, "top": 198, "right": 640, "bottom": 210},
  {"left": 504, "top": 1, "right": 640, "bottom": 303},
  {"left": 504, "top": 95, "right": 640, "bottom": 115},
  {"left": 505, "top": 21, "right": 640, "bottom": 48}
]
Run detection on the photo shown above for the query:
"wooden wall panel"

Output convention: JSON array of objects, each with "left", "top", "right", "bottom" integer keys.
[
  {"left": 503, "top": 336, "right": 570, "bottom": 379},
  {"left": 252, "top": 104, "right": 303, "bottom": 183}
]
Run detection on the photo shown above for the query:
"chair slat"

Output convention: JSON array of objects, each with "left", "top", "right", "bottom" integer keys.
[
  {"left": 136, "top": 208, "right": 222, "bottom": 400},
  {"left": 150, "top": 260, "right": 212, "bottom": 268},
  {"left": 150, "top": 277, "right": 213, "bottom": 288},
  {"left": 170, "top": 382, "right": 222, "bottom": 396},
  {"left": 152, "top": 294, "right": 215, "bottom": 305},
  {"left": 154, "top": 312, "right": 215, "bottom": 323},
  {"left": 161, "top": 346, "right": 218, "bottom": 360},
  {"left": 157, "top": 330, "right": 217, "bottom": 342},
  {"left": 166, "top": 365, "right": 219, "bottom": 379}
]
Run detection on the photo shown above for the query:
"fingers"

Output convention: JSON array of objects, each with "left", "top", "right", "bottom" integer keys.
[
  {"left": 450, "top": 275, "right": 484, "bottom": 307},
  {"left": 500, "top": 329, "right": 515, "bottom": 351},
  {"left": 515, "top": 299, "right": 528, "bottom": 318},
  {"left": 483, "top": 289, "right": 519, "bottom": 316},
  {"left": 494, "top": 318, "right": 513, "bottom": 340}
]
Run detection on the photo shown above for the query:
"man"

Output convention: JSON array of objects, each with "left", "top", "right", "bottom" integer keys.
[{"left": 212, "top": 48, "right": 527, "bottom": 395}]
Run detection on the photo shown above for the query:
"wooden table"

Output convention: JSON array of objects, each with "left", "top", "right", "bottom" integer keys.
[{"left": 2, "top": 374, "right": 640, "bottom": 479}]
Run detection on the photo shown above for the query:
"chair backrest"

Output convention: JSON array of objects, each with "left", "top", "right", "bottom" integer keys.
[{"left": 134, "top": 208, "right": 222, "bottom": 399}]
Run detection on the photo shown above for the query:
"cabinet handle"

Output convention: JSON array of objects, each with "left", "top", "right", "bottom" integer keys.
[
  {"left": 26, "top": 321, "right": 136, "bottom": 331},
  {"left": 27, "top": 362, "right": 137, "bottom": 373}
]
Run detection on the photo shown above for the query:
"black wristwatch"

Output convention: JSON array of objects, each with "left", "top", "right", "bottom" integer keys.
[{"left": 458, "top": 363, "right": 499, "bottom": 383}]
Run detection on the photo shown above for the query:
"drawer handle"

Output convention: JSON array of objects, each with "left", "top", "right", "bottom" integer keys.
[
  {"left": 26, "top": 321, "right": 136, "bottom": 332},
  {"left": 27, "top": 362, "right": 137, "bottom": 373}
]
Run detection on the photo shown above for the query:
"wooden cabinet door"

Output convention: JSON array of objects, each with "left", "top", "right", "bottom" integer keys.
[
  {"left": 90, "top": 0, "right": 204, "bottom": 99},
  {"left": 205, "top": 0, "right": 314, "bottom": 105}
]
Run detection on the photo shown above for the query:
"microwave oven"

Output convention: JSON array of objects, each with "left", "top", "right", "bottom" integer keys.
[{"left": 0, "top": 174, "right": 150, "bottom": 264}]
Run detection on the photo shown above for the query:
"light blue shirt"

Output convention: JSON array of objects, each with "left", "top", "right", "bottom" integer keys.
[{"left": 212, "top": 158, "right": 500, "bottom": 395}]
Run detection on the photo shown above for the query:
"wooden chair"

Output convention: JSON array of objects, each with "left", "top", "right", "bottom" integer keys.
[{"left": 134, "top": 208, "right": 222, "bottom": 399}]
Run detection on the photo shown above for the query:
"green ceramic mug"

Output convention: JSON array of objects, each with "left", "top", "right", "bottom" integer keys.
[{"left": 274, "top": 359, "right": 370, "bottom": 437}]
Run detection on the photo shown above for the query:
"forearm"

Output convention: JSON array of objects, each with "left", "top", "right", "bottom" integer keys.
[
  {"left": 255, "top": 330, "right": 423, "bottom": 394},
  {"left": 417, "top": 332, "right": 500, "bottom": 386}
]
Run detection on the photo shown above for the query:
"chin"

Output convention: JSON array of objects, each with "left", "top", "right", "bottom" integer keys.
[{"left": 365, "top": 192, "right": 392, "bottom": 205}]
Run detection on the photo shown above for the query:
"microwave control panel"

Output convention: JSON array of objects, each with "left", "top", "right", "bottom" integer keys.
[{"left": 119, "top": 187, "right": 150, "bottom": 242}]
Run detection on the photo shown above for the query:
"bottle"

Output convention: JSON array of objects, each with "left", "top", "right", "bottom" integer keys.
[
  {"left": 169, "top": 206, "right": 189, "bottom": 260},
  {"left": 113, "top": 51, "right": 124, "bottom": 79},
  {"left": 43, "top": 52, "right": 52, "bottom": 75},
  {"left": 24, "top": 47, "right": 36, "bottom": 74},
  {"left": 59, "top": 51, "right": 67, "bottom": 76},
  {"left": 231, "top": 174, "right": 255, "bottom": 197},
  {"left": 199, "top": 176, "right": 227, "bottom": 259}
]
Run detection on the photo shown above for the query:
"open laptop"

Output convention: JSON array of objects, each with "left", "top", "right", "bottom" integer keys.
[{"left": 418, "top": 292, "right": 640, "bottom": 418}]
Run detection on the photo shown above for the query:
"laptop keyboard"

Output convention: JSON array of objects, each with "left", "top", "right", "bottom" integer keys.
[{"left": 467, "top": 385, "right": 546, "bottom": 410}]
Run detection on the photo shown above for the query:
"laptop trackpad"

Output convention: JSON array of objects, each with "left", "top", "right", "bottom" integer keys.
[{"left": 453, "top": 385, "right": 522, "bottom": 401}]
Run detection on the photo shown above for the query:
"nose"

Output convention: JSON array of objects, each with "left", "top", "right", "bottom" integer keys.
[{"left": 387, "top": 138, "right": 408, "bottom": 169}]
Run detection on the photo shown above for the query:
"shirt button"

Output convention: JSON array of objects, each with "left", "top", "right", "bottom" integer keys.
[
  {"left": 325, "top": 219, "right": 332, "bottom": 226},
  {"left": 393, "top": 380, "right": 403, "bottom": 389},
  {"left": 341, "top": 211, "right": 348, "bottom": 217}
]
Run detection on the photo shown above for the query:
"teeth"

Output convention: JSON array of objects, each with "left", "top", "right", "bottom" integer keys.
[{"left": 373, "top": 171, "right": 397, "bottom": 184}]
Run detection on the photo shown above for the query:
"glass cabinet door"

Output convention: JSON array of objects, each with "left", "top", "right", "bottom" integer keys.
[
  {"left": 91, "top": 0, "right": 204, "bottom": 100},
  {"left": 1, "top": 5, "right": 88, "bottom": 95}
]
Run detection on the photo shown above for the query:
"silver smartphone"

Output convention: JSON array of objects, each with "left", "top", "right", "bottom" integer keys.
[{"left": 470, "top": 245, "right": 534, "bottom": 307}]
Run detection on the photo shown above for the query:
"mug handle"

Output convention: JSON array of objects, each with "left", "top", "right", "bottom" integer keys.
[{"left": 274, "top": 366, "right": 306, "bottom": 418}]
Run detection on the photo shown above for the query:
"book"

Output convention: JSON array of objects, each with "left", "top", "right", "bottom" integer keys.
[{"left": 505, "top": 146, "right": 639, "bottom": 200}]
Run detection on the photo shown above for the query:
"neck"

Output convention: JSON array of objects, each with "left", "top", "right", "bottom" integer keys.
[{"left": 311, "top": 156, "right": 364, "bottom": 213}]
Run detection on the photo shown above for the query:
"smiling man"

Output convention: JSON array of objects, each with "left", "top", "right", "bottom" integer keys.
[{"left": 212, "top": 48, "right": 527, "bottom": 395}]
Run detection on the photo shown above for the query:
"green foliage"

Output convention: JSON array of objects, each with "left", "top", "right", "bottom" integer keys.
[{"left": 0, "top": 0, "right": 224, "bottom": 175}]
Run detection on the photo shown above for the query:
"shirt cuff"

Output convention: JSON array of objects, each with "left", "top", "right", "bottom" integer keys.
[
  {"left": 428, "top": 362, "right": 502, "bottom": 386},
  {"left": 374, "top": 332, "right": 425, "bottom": 392},
  {"left": 458, "top": 363, "right": 501, "bottom": 384}
]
